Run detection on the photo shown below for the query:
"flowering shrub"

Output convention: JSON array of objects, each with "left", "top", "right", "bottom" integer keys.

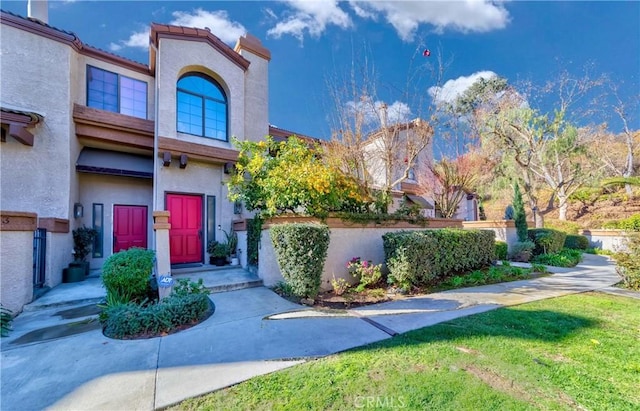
[{"left": 347, "top": 257, "right": 382, "bottom": 292}]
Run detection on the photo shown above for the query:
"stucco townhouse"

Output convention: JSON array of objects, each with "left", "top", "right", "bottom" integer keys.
[{"left": 0, "top": 6, "right": 276, "bottom": 313}]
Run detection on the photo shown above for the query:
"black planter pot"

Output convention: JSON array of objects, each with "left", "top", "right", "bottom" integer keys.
[
  {"left": 63, "top": 266, "right": 85, "bottom": 283},
  {"left": 210, "top": 256, "right": 227, "bottom": 266},
  {"left": 69, "top": 261, "right": 90, "bottom": 276}
]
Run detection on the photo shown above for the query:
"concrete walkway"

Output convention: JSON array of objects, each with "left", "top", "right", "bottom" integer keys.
[{"left": 0, "top": 254, "right": 633, "bottom": 410}]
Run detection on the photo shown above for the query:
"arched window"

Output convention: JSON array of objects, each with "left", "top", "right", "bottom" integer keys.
[{"left": 177, "top": 74, "right": 227, "bottom": 141}]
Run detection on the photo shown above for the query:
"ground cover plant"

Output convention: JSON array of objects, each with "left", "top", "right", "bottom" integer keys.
[
  {"left": 532, "top": 248, "right": 583, "bottom": 268},
  {"left": 175, "top": 293, "right": 640, "bottom": 411}
]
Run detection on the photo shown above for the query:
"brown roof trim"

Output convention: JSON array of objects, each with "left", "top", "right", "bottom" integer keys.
[
  {"left": 1, "top": 10, "right": 151, "bottom": 76},
  {"left": 400, "top": 181, "right": 420, "bottom": 195},
  {"left": 73, "top": 104, "right": 154, "bottom": 151},
  {"left": 234, "top": 33, "right": 271, "bottom": 61},
  {"left": 268, "top": 125, "right": 321, "bottom": 145},
  {"left": 159, "top": 137, "right": 239, "bottom": 163},
  {"left": 151, "top": 23, "right": 250, "bottom": 72}
]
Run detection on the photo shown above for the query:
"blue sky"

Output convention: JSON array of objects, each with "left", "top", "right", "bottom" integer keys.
[{"left": 4, "top": 1, "right": 640, "bottom": 149}]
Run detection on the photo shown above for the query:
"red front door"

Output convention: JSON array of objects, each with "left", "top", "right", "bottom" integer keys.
[
  {"left": 113, "top": 205, "right": 148, "bottom": 252},
  {"left": 167, "top": 194, "right": 203, "bottom": 264}
]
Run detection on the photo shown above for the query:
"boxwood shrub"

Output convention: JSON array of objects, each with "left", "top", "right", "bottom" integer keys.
[
  {"left": 527, "top": 228, "right": 566, "bottom": 255},
  {"left": 495, "top": 241, "right": 508, "bottom": 260},
  {"left": 270, "top": 223, "right": 330, "bottom": 298},
  {"left": 102, "top": 248, "right": 155, "bottom": 302},
  {"left": 383, "top": 229, "right": 495, "bottom": 290},
  {"left": 564, "top": 234, "right": 589, "bottom": 250}
]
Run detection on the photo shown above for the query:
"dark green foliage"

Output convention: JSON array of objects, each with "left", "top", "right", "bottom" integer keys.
[
  {"left": 270, "top": 223, "right": 330, "bottom": 298},
  {"left": 564, "top": 234, "right": 589, "bottom": 250},
  {"left": 512, "top": 184, "right": 528, "bottom": 241},
  {"left": 102, "top": 248, "right": 155, "bottom": 302},
  {"left": 1, "top": 305, "right": 13, "bottom": 337},
  {"left": 73, "top": 226, "right": 98, "bottom": 261},
  {"left": 532, "top": 248, "right": 583, "bottom": 267},
  {"left": 495, "top": 241, "right": 508, "bottom": 260},
  {"left": 527, "top": 228, "right": 567, "bottom": 255},
  {"left": 614, "top": 233, "right": 640, "bottom": 290},
  {"left": 383, "top": 229, "right": 495, "bottom": 290},
  {"left": 246, "top": 217, "right": 263, "bottom": 266},
  {"left": 101, "top": 293, "right": 212, "bottom": 339}
]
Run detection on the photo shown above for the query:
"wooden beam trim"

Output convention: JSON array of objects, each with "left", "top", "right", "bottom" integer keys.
[
  {"left": 1, "top": 211, "right": 38, "bottom": 231},
  {"left": 9, "top": 123, "right": 34, "bottom": 146},
  {"left": 75, "top": 124, "right": 153, "bottom": 151},
  {"left": 73, "top": 104, "right": 154, "bottom": 135},
  {"left": 158, "top": 137, "right": 239, "bottom": 163}
]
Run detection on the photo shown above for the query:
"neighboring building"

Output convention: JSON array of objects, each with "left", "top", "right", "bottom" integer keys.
[
  {"left": 0, "top": 7, "right": 271, "bottom": 312},
  {"left": 361, "top": 118, "right": 436, "bottom": 215}
]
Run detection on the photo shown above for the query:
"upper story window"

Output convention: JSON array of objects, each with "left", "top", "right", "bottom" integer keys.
[
  {"left": 177, "top": 74, "right": 227, "bottom": 141},
  {"left": 87, "top": 66, "right": 147, "bottom": 119}
]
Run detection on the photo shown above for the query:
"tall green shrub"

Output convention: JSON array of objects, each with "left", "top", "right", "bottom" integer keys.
[
  {"left": 513, "top": 183, "right": 528, "bottom": 241},
  {"left": 614, "top": 233, "right": 640, "bottom": 290},
  {"left": 383, "top": 229, "right": 495, "bottom": 290},
  {"left": 270, "top": 223, "right": 330, "bottom": 298},
  {"left": 102, "top": 248, "right": 155, "bottom": 302},
  {"left": 527, "top": 228, "right": 567, "bottom": 255},
  {"left": 564, "top": 234, "right": 589, "bottom": 250}
]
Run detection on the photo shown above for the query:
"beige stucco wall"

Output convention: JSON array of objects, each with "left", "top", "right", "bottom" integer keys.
[
  {"left": 78, "top": 173, "right": 153, "bottom": 269},
  {"left": 581, "top": 229, "right": 629, "bottom": 252},
  {"left": 235, "top": 48, "right": 269, "bottom": 142},
  {"left": 0, "top": 231, "right": 34, "bottom": 314},
  {"left": 1, "top": 24, "right": 77, "bottom": 290},
  {"left": 155, "top": 38, "right": 245, "bottom": 143},
  {"left": 0, "top": 24, "right": 73, "bottom": 219},
  {"left": 463, "top": 220, "right": 518, "bottom": 254},
  {"left": 258, "top": 225, "right": 439, "bottom": 291}
]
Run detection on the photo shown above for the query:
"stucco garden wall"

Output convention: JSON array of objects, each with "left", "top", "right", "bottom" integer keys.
[
  {"left": 257, "top": 217, "right": 462, "bottom": 291},
  {"left": 463, "top": 220, "right": 518, "bottom": 253},
  {"left": 581, "top": 229, "right": 629, "bottom": 252},
  {"left": 0, "top": 212, "right": 37, "bottom": 314}
]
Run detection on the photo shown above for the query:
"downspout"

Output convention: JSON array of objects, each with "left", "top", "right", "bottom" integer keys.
[{"left": 151, "top": 40, "right": 160, "bottom": 251}]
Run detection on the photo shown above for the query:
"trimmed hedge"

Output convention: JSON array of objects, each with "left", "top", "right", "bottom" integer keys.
[
  {"left": 270, "top": 223, "right": 330, "bottom": 298},
  {"left": 102, "top": 248, "right": 155, "bottom": 302},
  {"left": 383, "top": 229, "right": 495, "bottom": 290},
  {"left": 102, "top": 293, "right": 213, "bottom": 339},
  {"left": 495, "top": 241, "right": 508, "bottom": 260},
  {"left": 527, "top": 228, "right": 566, "bottom": 255},
  {"left": 564, "top": 234, "right": 589, "bottom": 250}
]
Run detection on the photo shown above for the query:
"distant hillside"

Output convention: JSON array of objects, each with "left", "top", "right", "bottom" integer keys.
[{"left": 482, "top": 189, "right": 640, "bottom": 229}]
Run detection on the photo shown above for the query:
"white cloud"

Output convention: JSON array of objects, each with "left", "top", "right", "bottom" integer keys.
[
  {"left": 266, "top": 0, "right": 352, "bottom": 43},
  {"left": 170, "top": 9, "right": 246, "bottom": 44},
  {"left": 350, "top": 0, "right": 510, "bottom": 41},
  {"left": 110, "top": 9, "right": 246, "bottom": 51},
  {"left": 109, "top": 30, "right": 149, "bottom": 51},
  {"left": 428, "top": 71, "right": 498, "bottom": 106}
]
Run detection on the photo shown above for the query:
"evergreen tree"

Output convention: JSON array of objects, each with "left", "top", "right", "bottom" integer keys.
[{"left": 513, "top": 183, "right": 528, "bottom": 241}]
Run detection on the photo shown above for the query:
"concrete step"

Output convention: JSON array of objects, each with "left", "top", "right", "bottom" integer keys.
[{"left": 172, "top": 267, "right": 263, "bottom": 294}]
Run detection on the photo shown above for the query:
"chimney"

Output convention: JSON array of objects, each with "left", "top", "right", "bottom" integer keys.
[{"left": 28, "top": 0, "right": 48, "bottom": 24}]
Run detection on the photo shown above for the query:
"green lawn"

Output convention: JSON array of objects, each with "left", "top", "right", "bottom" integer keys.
[{"left": 176, "top": 293, "right": 640, "bottom": 410}]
